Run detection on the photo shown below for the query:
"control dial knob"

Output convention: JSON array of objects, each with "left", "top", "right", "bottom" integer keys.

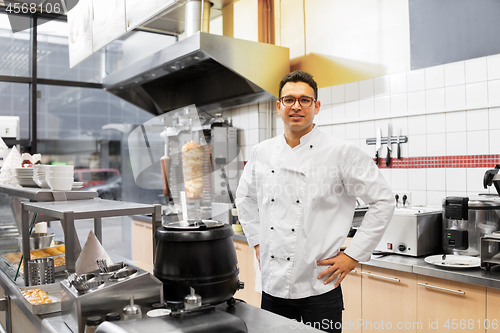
[{"left": 398, "top": 243, "right": 407, "bottom": 252}]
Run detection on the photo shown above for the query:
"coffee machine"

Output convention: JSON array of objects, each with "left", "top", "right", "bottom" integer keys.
[
  {"left": 479, "top": 166, "right": 500, "bottom": 269},
  {"left": 484, "top": 164, "right": 500, "bottom": 195},
  {"left": 442, "top": 196, "right": 500, "bottom": 256}
]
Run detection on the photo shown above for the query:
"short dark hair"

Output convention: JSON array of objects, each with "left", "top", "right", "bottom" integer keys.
[{"left": 278, "top": 70, "right": 318, "bottom": 99}]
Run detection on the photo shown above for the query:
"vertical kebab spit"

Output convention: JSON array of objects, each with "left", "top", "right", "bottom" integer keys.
[
  {"left": 161, "top": 129, "right": 171, "bottom": 201},
  {"left": 182, "top": 141, "right": 204, "bottom": 199}
]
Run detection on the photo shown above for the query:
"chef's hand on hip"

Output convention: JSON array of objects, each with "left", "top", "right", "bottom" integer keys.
[
  {"left": 254, "top": 245, "right": 261, "bottom": 269},
  {"left": 317, "top": 252, "right": 358, "bottom": 287}
]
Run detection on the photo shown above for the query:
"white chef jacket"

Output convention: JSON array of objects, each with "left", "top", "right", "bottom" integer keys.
[{"left": 235, "top": 126, "right": 395, "bottom": 299}]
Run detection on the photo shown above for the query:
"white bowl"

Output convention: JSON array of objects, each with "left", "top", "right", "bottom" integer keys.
[
  {"left": 48, "top": 170, "right": 74, "bottom": 178},
  {"left": 47, "top": 177, "right": 74, "bottom": 191},
  {"left": 15, "top": 168, "right": 34, "bottom": 175},
  {"left": 33, "top": 176, "right": 50, "bottom": 189},
  {"left": 33, "top": 165, "right": 50, "bottom": 172},
  {"left": 49, "top": 165, "right": 74, "bottom": 172}
]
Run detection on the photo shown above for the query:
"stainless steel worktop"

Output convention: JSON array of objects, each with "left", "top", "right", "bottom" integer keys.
[
  {"left": 233, "top": 232, "right": 500, "bottom": 290},
  {"left": 130, "top": 213, "right": 500, "bottom": 290},
  {"left": 0, "top": 216, "right": 321, "bottom": 333},
  {"left": 0, "top": 184, "right": 98, "bottom": 202},
  {"left": 20, "top": 199, "right": 161, "bottom": 284},
  {"left": 0, "top": 259, "right": 322, "bottom": 333},
  {"left": 41, "top": 300, "right": 323, "bottom": 333},
  {"left": 366, "top": 254, "right": 500, "bottom": 289}
]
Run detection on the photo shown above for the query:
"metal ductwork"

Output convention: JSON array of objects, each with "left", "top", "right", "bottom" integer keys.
[
  {"left": 103, "top": 30, "right": 290, "bottom": 115},
  {"left": 184, "top": 0, "right": 212, "bottom": 37}
]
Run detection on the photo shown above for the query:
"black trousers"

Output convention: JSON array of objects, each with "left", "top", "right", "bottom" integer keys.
[{"left": 261, "top": 286, "right": 344, "bottom": 333}]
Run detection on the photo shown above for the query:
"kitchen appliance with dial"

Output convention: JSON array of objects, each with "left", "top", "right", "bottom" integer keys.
[{"left": 374, "top": 207, "right": 442, "bottom": 257}]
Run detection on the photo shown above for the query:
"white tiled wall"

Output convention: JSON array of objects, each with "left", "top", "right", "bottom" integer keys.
[{"left": 226, "top": 54, "right": 500, "bottom": 206}]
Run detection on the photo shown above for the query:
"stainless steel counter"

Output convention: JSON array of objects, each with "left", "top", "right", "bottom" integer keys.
[
  {"left": 0, "top": 260, "right": 323, "bottom": 333},
  {"left": 43, "top": 302, "right": 324, "bottom": 333},
  {"left": 20, "top": 199, "right": 161, "bottom": 283},
  {"left": 360, "top": 254, "right": 500, "bottom": 289},
  {"left": 0, "top": 253, "right": 133, "bottom": 333},
  {"left": 0, "top": 184, "right": 98, "bottom": 202},
  {"left": 232, "top": 232, "right": 500, "bottom": 290},
  {"left": 0, "top": 212, "right": 321, "bottom": 333},
  {"left": 130, "top": 213, "right": 500, "bottom": 290}
]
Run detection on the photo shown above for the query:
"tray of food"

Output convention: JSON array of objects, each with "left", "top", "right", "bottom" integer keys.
[
  {"left": 19, "top": 283, "right": 61, "bottom": 314},
  {"left": 3, "top": 244, "right": 66, "bottom": 273}
]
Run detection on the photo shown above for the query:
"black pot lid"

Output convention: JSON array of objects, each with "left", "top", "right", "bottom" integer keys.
[{"left": 164, "top": 220, "right": 224, "bottom": 231}]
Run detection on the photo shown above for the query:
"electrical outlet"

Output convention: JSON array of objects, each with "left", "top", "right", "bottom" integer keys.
[{"left": 394, "top": 192, "right": 411, "bottom": 207}]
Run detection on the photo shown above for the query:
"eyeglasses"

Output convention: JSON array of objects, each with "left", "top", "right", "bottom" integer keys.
[{"left": 280, "top": 95, "right": 316, "bottom": 107}]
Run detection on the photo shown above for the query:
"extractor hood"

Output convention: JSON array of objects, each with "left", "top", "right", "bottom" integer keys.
[{"left": 102, "top": 32, "right": 290, "bottom": 115}]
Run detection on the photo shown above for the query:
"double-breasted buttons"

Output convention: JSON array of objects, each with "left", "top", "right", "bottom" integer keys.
[
  {"left": 296, "top": 200, "right": 300, "bottom": 203},
  {"left": 270, "top": 227, "right": 274, "bottom": 230},
  {"left": 271, "top": 255, "right": 274, "bottom": 259},
  {"left": 271, "top": 170, "right": 275, "bottom": 173},
  {"left": 271, "top": 198, "right": 275, "bottom": 202},
  {"left": 287, "top": 257, "right": 290, "bottom": 261},
  {"left": 292, "top": 228, "right": 295, "bottom": 232}
]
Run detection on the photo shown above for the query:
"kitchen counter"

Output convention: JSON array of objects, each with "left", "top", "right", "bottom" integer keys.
[
  {"left": 233, "top": 232, "right": 500, "bottom": 290},
  {"left": 368, "top": 253, "right": 500, "bottom": 289},
  {"left": 0, "top": 250, "right": 322, "bottom": 333},
  {"left": 133, "top": 213, "right": 500, "bottom": 290},
  {"left": 0, "top": 266, "right": 323, "bottom": 333},
  {"left": 0, "top": 252, "right": 134, "bottom": 333},
  {"left": 131, "top": 215, "right": 500, "bottom": 290},
  {"left": 0, "top": 184, "right": 98, "bottom": 202},
  {"left": 40, "top": 301, "right": 324, "bottom": 333}
]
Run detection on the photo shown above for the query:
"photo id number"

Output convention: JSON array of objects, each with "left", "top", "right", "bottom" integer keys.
[{"left": 6, "top": 1, "right": 64, "bottom": 15}]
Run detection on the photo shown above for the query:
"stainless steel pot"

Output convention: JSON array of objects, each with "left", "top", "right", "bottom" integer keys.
[
  {"left": 443, "top": 196, "right": 500, "bottom": 256},
  {"left": 153, "top": 220, "right": 244, "bottom": 306}
]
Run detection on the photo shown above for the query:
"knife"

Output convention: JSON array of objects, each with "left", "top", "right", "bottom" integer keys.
[
  {"left": 375, "top": 127, "right": 382, "bottom": 165},
  {"left": 397, "top": 128, "right": 401, "bottom": 159},
  {"left": 386, "top": 123, "right": 392, "bottom": 167}
]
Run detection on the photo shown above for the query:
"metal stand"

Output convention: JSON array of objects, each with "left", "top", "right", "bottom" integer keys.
[{"left": 21, "top": 199, "right": 161, "bottom": 285}]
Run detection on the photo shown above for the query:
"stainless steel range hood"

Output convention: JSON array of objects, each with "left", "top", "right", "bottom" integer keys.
[{"left": 102, "top": 32, "right": 290, "bottom": 115}]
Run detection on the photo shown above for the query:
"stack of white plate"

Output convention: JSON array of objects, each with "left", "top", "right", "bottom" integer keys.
[
  {"left": 72, "top": 182, "right": 84, "bottom": 190},
  {"left": 33, "top": 164, "right": 50, "bottom": 189},
  {"left": 14, "top": 167, "right": 37, "bottom": 187},
  {"left": 47, "top": 165, "right": 75, "bottom": 191}
]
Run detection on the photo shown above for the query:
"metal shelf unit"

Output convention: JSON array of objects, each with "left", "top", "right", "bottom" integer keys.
[{"left": 21, "top": 199, "right": 161, "bottom": 285}]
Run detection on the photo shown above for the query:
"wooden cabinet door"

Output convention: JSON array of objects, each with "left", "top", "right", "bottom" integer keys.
[
  {"left": 234, "top": 240, "right": 250, "bottom": 303},
  {"left": 341, "top": 264, "right": 361, "bottom": 333},
  {"left": 0, "top": 285, "right": 6, "bottom": 331},
  {"left": 131, "top": 219, "right": 154, "bottom": 266},
  {"left": 233, "top": 240, "right": 262, "bottom": 307},
  {"left": 487, "top": 287, "right": 500, "bottom": 333},
  {"left": 417, "top": 275, "right": 486, "bottom": 333},
  {"left": 246, "top": 250, "right": 262, "bottom": 307},
  {"left": 361, "top": 265, "right": 418, "bottom": 333}
]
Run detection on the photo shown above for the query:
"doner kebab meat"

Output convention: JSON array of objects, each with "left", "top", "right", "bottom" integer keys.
[{"left": 182, "top": 141, "right": 204, "bottom": 199}]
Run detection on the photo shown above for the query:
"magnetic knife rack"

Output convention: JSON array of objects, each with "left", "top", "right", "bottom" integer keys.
[{"left": 365, "top": 135, "right": 408, "bottom": 145}]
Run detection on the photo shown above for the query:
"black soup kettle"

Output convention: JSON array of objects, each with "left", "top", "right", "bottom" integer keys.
[{"left": 154, "top": 220, "right": 244, "bottom": 306}]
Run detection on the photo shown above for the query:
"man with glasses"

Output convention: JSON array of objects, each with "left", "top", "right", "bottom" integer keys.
[{"left": 236, "top": 70, "right": 395, "bottom": 332}]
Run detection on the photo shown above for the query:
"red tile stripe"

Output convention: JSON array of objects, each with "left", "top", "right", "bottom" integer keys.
[{"left": 375, "top": 155, "right": 500, "bottom": 168}]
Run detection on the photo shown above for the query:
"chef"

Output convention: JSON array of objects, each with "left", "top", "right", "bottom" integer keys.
[{"left": 235, "top": 70, "right": 395, "bottom": 333}]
